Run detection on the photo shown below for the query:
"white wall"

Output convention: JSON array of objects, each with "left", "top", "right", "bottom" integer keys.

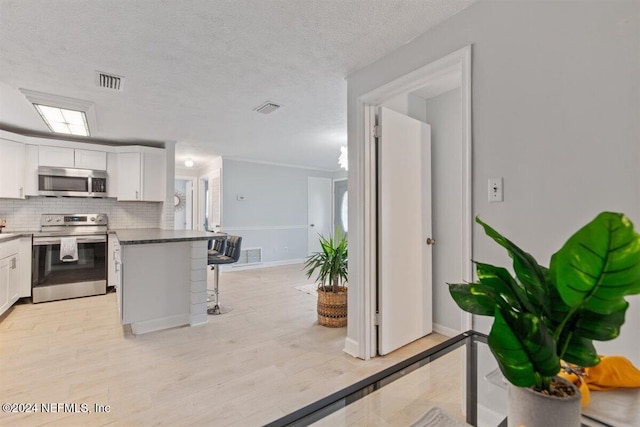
[
  {"left": 174, "top": 179, "right": 188, "bottom": 229},
  {"left": 222, "top": 159, "right": 335, "bottom": 265},
  {"left": 347, "top": 1, "right": 640, "bottom": 362}
]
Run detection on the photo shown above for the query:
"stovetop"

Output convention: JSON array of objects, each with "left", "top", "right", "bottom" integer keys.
[{"left": 38, "top": 213, "right": 109, "bottom": 237}]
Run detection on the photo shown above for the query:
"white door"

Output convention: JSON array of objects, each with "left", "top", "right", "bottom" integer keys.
[
  {"left": 308, "top": 177, "right": 332, "bottom": 254},
  {"left": 378, "top": 106, "right": 433, "bottom": 355}
]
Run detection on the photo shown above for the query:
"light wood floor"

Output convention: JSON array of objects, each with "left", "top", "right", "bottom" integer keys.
[{"left": 0, "top": 264, "right": 448, "bottom": 426}]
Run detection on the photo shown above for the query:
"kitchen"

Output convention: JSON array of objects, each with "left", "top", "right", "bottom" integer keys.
[{"left": 0, "top": 129, "right": 218, "bottom": 334}]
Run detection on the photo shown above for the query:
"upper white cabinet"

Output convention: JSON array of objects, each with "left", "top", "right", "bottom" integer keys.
[
  {"left": 75, "top": 149, "right": 107, "bottom": 170},
  {"left": 117, "top": 147, "right": 165, "bottom": 202},
  {"left": 38, "top": 145, "right": 74, "bottom": 168},
  {"left": 38, "top": 146, "right": 107, "bottom": 170},
  {"left": 0, "top": 137, "right": 26, "bottom": 199}
]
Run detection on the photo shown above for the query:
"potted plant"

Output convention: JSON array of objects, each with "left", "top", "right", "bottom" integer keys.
[
  {"left": 304, "top": 230, "right": 348, "bottom": 327},
  {"left": 449, "top": 212, "right": 640, "bottom": 427}
]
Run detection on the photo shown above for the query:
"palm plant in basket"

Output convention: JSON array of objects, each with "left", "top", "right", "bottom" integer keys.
[
  {"left": 449, "top": 212, "right": 640, "bottom": 426},
  {"left": 304, "top": 230, "right": 348, "bottom": 327}
]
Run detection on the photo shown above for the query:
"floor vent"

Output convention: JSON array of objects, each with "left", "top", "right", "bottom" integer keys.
[
  {"left": 97, "top": 72, "right": 123, "bottom": 91},
  {"left": 234, "top": 248, "right": 262, "bottom": 267}
]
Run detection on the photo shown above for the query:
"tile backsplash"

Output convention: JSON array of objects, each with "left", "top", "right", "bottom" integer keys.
[{"left": 0, "top": 197, "right": 163, "bottom": 231}]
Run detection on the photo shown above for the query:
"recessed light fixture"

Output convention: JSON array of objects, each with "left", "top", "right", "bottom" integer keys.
[
  {"left": 33, "top": 104, "right": 90, "bottom": 136},
  {"left": 253, "top": 101, "right": 281, "bottom": 114},
  {"left": 184, "top": 158, "right": 194, "bottom": 168},
  {"left": 20, "top": 89, "right": 97, "bottom": 137}
]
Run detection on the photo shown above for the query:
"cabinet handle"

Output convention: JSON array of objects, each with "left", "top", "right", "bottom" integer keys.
[
  {"left": 11, "top": 257, "right": 16, "bottom": 269},
  {"left": 136, "top": 190, "right": 139, "bottom": 200},
  {"left": 19, "top": 187, "right": 23, "bottom": 197}
]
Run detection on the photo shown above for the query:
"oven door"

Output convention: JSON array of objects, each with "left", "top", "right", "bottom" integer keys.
[{"left": 32, "top": 235, "right": 107, "bottom": 303}]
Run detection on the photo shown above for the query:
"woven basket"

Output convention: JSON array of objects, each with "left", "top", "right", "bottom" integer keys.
[{"left": 317, "top": 288, "right": 347, "bottom": 328}]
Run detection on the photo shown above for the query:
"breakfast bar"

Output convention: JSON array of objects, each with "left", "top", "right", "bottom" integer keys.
[{"left": 109, "top": 229, "right": 221, "bottom": 335}]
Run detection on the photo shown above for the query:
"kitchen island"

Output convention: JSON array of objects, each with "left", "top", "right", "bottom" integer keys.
[{"left": 109, "top": 229, "right": 222, "bottom": 334}]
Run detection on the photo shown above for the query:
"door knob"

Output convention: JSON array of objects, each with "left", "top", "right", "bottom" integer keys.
[{"left": 426, "top": 237, "right": 436, "bottom": 245}]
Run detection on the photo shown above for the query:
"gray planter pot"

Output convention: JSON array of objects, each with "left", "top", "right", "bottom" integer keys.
[{"left": 508, "top": 377, "right": 581, "bottom": 427}]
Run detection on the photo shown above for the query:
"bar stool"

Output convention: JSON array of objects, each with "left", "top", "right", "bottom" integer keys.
[{"left": 207, "top": 235, "right": 242, "bottom": 315}]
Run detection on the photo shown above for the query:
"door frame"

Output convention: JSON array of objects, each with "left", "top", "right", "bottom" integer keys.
[{"left": 347, "top": 45, "right": 473, "bottom": 359}]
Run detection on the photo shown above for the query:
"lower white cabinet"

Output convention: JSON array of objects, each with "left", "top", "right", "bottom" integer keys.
[
  {"left": 108, "top": 234, "right": 122, "bottom": 319},
  {"left": 0, "top": 240, "right": 20, "bottom": 316}
]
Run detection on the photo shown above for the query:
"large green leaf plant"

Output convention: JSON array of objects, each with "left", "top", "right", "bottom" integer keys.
[
  {"left": 449, "top": 212, "right": 640, "bottom": 392},
  {"left": 304, "top": 230, "right": 348, "bottom": 293}
]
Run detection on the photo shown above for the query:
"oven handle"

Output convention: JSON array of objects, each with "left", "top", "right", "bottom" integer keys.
[{"left": 33, "top": 236, "right": 107, "bottom": 246}]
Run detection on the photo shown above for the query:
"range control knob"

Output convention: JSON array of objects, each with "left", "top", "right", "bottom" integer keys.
[
  {"left": 96, "top": 214, "right": 106, "bottom": 224},
  {"left": 46, "top": 217, "right": 52, "bottom": 222},
  {"left": 90, "top": 217, "right": 96, "bottom": 222},
  {"left": 55, "top": 217, "right": 62, "bottom": 222}
]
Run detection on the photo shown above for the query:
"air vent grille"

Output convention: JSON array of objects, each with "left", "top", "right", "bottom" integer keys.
[
  {"left": 254, "top": 102, "right": 280, "bottom": 114},
  {"left": 234, "top": 248, "right": 262, "bottom": 266},
  {"left": 97, "top": 72, "right": 123, "bottom": 91}
]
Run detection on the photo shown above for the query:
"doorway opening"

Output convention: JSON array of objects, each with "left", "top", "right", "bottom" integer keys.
[
  {"left": 349, "top": 45, "right": 473, "bottom": 359},
  {"left": 174, "top": 176, "right": 196, "bottom": 230}
]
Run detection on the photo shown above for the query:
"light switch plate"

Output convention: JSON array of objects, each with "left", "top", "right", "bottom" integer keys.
[{"left": 488, "top": 177, "right": 503, "bottom": 203}]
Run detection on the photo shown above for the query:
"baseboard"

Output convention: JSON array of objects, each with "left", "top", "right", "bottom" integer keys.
[
  {"left": 222, "top": 258, "right": 306, "bottom": 272},
  {"left": 130, "top": 314, "right": 190, "bottom": 335},
  {"left": 477, "top": 404, "right": 505, "bottom": 426},
  {"left": 343, "top": 337, "right": 361, "bottom": 358},
  {"left": 433, "top": 323, "right": 460, "bottom": 338}
]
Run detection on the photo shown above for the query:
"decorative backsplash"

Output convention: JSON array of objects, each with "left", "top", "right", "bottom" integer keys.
[{"left": 0, "top": 197, "right": 163, "bottom": 231}]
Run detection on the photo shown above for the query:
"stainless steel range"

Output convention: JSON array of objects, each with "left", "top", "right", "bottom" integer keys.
[{"left": 32, "top": 214, "right": 108, "bottom": 303}]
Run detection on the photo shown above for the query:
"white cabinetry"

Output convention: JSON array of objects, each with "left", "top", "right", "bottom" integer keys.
[
  {"left": 18, "top": 237, "right": 31, "bottom": 298},
  {"left": 38, "top": 146, "right": 74, "bottom": 168},
  {"left": 39, "top": 146, "right": 107, "bottom": 170},
  {"left": 75, "top": 149, "right": 107, "bottom": 170},
  {"left": 117, "top": 148, "right": 165, "bottom": 202},
  {"left": 0, "top": 239, "right": 20, "bottom": 316},
  {"left": 108, "top": 234, "right": 122, "bottom": 319},
  {"left": 0, "top": 138, "right": 26, "bottom": 199}
]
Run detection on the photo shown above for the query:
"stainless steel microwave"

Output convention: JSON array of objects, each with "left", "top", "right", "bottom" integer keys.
[{"left": 38, "top": 167, "right": 107, "bottom": 198}]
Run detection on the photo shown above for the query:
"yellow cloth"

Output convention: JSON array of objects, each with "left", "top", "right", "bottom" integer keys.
[{"left": 558, "top": 355, "right": 640, "bottom": 407}]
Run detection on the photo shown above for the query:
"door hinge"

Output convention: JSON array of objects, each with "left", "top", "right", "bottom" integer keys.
[
  {"left": 374, "top": 311, "right": 381, "bottom": 325},
  {"left": 373, "top": 125, "right": 380, "bottom": 138}
]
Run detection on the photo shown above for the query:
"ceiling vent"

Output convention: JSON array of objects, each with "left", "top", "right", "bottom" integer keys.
[
  {"left": 96, "top": 71, "right": 123, "bottom": 91},
  {"left": 253, "top": 101, "right": 280, "bottom": 114}
]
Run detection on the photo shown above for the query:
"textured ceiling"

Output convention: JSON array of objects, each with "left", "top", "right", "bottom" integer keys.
[{"left": 0, "top": 0, "right": 475, "bottom": 170}]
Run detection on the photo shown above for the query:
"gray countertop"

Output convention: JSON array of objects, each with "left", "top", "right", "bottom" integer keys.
[
  {"left": 0, "top": 232, "right": 35, "bottom": 243},
  {"left": 110, "top": 228, "right": 224, "bottom": 245}
]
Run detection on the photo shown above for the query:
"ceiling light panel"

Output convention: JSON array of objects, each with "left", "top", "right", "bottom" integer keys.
[{"left": 34, "top": 104, "right": 90, "bottom": 136}]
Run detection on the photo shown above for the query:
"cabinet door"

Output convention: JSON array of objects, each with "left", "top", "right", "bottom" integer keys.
[
  {"left": 141, "top": 151, "right": 165, "bottom": 202},
  {"left": 75, "top": 149, "right": 107, "bottom": 170},
  {"left": 8, "top": 255, "right": 18, "bottom": 306},
  {"left": 117, "top": 152, "right": 142, "bottom": 201},
  {"left": 0, "top": 257, "right": 11, "bottom": 316},
  {"left": 0, "top": 139, "right": 26, "bottom": 199},
  {"left": 38, "top": 146, "right": 75, "bottom": 168},
  {"left": 18, "top": 237, "right": 31, "bottom": 298}
]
